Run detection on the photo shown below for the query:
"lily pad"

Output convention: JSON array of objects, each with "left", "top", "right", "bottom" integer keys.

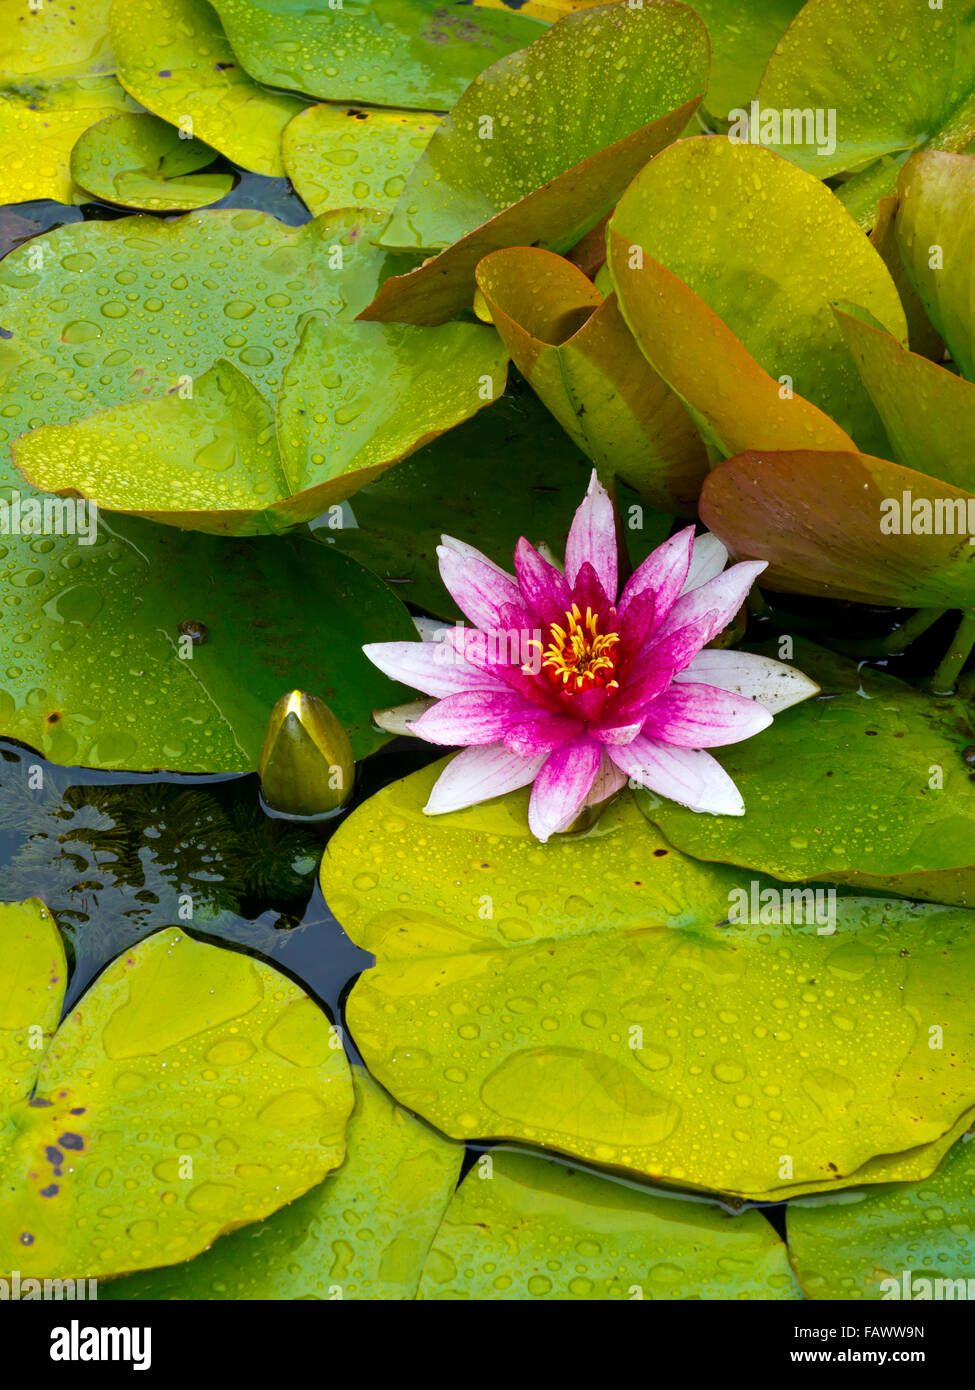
[
  {"left": 70, "top": 112, "right": 233, "bottom": 211},
  {"left": 0, "top": 207, "right": 410, "bottom": 492},
  {"left": 104, "top": 1067, "right": 463, "bottom": 1300},
  {"left": 756, "top": 0, "right": 975, "bottom": 222},
  {"left": 0, "top": 899, "right": 64, "bottom": 1108},
  {"left": 13, "top": 318, "right": 506, "bottom": 533},
  {"left": 688, "top": 0, "right": 805, "bottom": 120},
  {"left": 0, "top": 76, "right": 138, "bottom": 205},
  {"left": 835, "top": 306, "right": 975, "bottom": 491},
  {"left": 0, "top": 519, "right": 415, "bottom": 771},
  {"left": 209, "top": 0, "right": 546, "bottom": 108},
  {"left": 0, "top": 913, "right": 354, "bottom": 1279},
  {"left": 638, "top": 643, "right": 975, "bottom": 906},
  {"left": 894, "top": 150, "right": 975, "bottom": 381},
  {"left": 282, "top": 104, "right": 442, "bottom": 218},
  {"left": 868, "top": 194, "right": 944, "bottom": 361},
  {"left": 0, "top": 0, "right": 116, "bottom": 82},
  {"left": 360, "top": 1, "right": 707, "bottom": 323},
  {"left": 699, "top": 445, "right": 975, "bottom": 610},
  {"left": 419, "top": 1150, "right": 801, "bottom": 1300},
  {"left": 332, "top": 388, "right": 592, "bottom": 619},
  {"left": 607, "top": 138, "right": 907, "bottom": 456},
  {"left": 788, "top": 1134, "right": 975, "bottom": 1300},
  {"left": 110, "top": 0, "right": 306, "bottom": 177},
  {"left": 475, "top": 247, "right": 707, "bottom": 513},
  {"left": 323, "top": 757, "right": 975, "bottom": 1198}
]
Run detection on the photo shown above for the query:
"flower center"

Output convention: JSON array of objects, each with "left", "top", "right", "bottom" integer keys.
[{"left": 526, "top": 604, "right": 620, "bottom": 695}]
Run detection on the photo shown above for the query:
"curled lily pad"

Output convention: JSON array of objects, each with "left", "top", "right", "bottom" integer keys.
[
  {"left": 361, "top": 1, "right": 707, "bottom": 323},
  {"left": 0, "top": 0, "right": 116, "bottom": 82},
  {"left": 607, "top": 138, "right": 907, "bottom": 456},
  {"left": 0, "top": 913, "right": 354, "bottom": 1279},
  {"left": 699, "top": 446, "right": 975, "bottom": 610},
  {"left": 475, "top": 247, "right": 707, "bottom": 513},
  {"left": 835, "top": 306, "right": 975, "bottom": 491},
  {"left": 209, "top": 0, "right": 545, "bottom": 108},
  {"left": 0, "top": 519, "right": 414, "bottom": 771},
  {"left": 756, "top": 0, "right": 975, "bottom": 223},
  {"left": 0, "top": 207, "right": 410, "bottom": 491},
  {"left": 638, "top": 643, "right": 975, "bottom": 907},
  {"left": 282, "top": 104, "right": 442, "bottom": 218},
  {"left": 13, "top": 319, "right": 506, "bottom": 533},
  {"left": 323, "top": 758, "right": 975, "bottom": 1198},
  {"left": 419, "top": 1150, "right": 800, "bottom": 1300},
  {"left": 104, "top": 1068, "right": 463, "bottom": 1300},
  {"left": 788, "top": 1135, "right": 975, "bottom": 1301},
  {"left": 70, "top": 112, "right": 233, "bottom": 211},
  {"left": 0, "top": 899, "right": 64, "bottom": 1108},
  {"left": 333, "top": 389, "right": 592, "bottom": 618},
  {"left": 110, "top": 0, "right": 305, "bottom": 177},
  {"left": 868, "top": 194, "right": 943, "bottom": 361},
  {"left": 0, "top": 76, "right": 138, "bottom": 205},
  {"left": 895, "top": 150, "right": 975, "bottom": 381}
]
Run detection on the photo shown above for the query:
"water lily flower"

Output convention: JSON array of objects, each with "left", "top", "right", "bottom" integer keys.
[{"left": 364, "top": 473, "right": 818, "bottom": 842}]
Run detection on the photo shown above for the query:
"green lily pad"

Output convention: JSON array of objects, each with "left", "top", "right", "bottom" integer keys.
[
  {"left": 788, "top": 1134, "right": 975, "bottom": 1300},
  {"left": 868, "top": 193, "right": 944, "bottom": 361},
  {"left": 419, "top": 1150, "right": 801, "bottom": 1299},
  {"left": 104, "top": 1066, "right": 462, "bottom": 1299},
  {"left": 895, "top": 150, "right": 975, "bottom": 381},
  {"left": 688, "top": 0, "right": 804, "bottom": 121},
  {"left": 638, "top": 643, "right": 975, "bottom": 906},
  {"left": 475, "top": 247, "right": 707, "bottom": 513},
  {"left": 0, "top": 912, "right": 354, "bottom": 1279},
  {"left": 607, "top": 137, "right": 907, "bottom": 456},
  {"left": 360, "top": 2, "right": 706, "bottom": 324},
  {"left": 13, "top": 318, "right": 506, "bottom": 533},
  {"left": 756, "top": 0, "right": 975, "bottom": 223},
  {"left": 835, "top": 306, "right": 975, "bottom": 490},
  {"left": 0, "top": 0, "right": 116, "bottom": 82},
  {"left": 0, "top": 899, "right": 64, "bottom": 1108},
  {"left": 332, "top": 388, "right": 592, "bottom": 619},
  {"left": 699, "top": 444, "right": 975, "bottom": 610},
  {"left": 0, "top": 76, "right": 138, "bottom": 205},
  {"left": 282, "top": 103, "right": 442, "bottom": 218},
  {"left": 209, "top": 0, "right": 545, "bottom": 108},
  {"left": 70, "top": 112, "right": 233, "bottom": 211},
  {"left": 323, "top": 758, "right": 975, "bottom": 1198},
  {"left": 110, "top": 0, "right": 306, "bottom": 177},
  {"left": 0, "top": 207, "right": 410, "bottom": 492},
  {"left": 0, "top": 520, "right": 414, "bottom": 771}
]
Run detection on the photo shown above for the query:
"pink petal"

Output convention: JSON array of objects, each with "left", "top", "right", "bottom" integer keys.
[
  {"left": 639, "top": 682, "right": 773, "bottom": 747},
  {"left": 564, "top": 471, "right": 617, "bottom": 599},
  {"left": 680, "top": 532, "right": 728, "bottom": 595},
  {"left": 412, "top": 689, "right": 551, "bottom": 746},
  {"left": 607, "top": 735, "right": 745, "bottom": 815},
  {"left": 652, "top": 560, "right": 767, "bottom": 658},
  {"left": 584, "top": 752, "right": 628, "bottom": 808},
  {"left": 503, "top": 712, "right": 582, "bottom": 758},
  {"left": 618, "top": 525, "right": 694, "bottom": 622},
  {"left": 362, "top": 640, "right": 507, "bottom": 698},
  {"left": 424, "top": 743, "right": 546, "bottom": 815},
  {"left": 437, "top": 536, "right": 523, "bottom": 630},
  {"left": 528, "top": 735, "right": 603, "bottom": 842},
  {"left": 674, "top": 649, "right": 820, "bottom": 713},
  {"left": 514, "top": 537, "right": 570, "bottom": 619},
  {"left": 442, "top": 624, "right": 562, "bottom": 710}
]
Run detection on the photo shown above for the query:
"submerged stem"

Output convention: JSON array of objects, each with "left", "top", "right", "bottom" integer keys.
[
  {"left": 880, "top": 607, "right": 945, "bottom": 655},
  {"left": 929, "top": 612, "right": 975, "bottom": 695}
]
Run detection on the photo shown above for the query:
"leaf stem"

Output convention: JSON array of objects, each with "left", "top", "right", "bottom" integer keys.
[
  {"left": 880, "top": 607, "right": 945, "bottom": 655},
  {"left": 929, "top": 612, "right": 975, "bottom": 695}
]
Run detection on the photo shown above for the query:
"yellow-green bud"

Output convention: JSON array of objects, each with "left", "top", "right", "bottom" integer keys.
[{"left": 258, "top": 691, "right": 354, "bottom": 817}]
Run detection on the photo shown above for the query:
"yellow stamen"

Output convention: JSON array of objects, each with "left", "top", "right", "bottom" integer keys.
[{"left": 536, "top": 603, "right": 620, "bottom": 694}]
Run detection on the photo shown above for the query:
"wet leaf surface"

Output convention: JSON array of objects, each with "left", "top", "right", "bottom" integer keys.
[{"left": 70, "top": 112, "right": 233, "bottom": 211}]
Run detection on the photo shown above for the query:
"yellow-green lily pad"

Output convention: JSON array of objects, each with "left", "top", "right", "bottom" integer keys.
[
  {"left": 282, "top": 103, "right": 442, "bottom": 217},
  {"left": 323, "top": 757, "right": 975, "bottom": 1199},
  {"left": 0, "top": 910, "right": 354, "bottom": 1279},
  {"left": 110, "top": 0, "right": 306, "bottom": 177},
  {"left": 0, "top": 0, "right": 116, "bottom": 82},
  {"left": 788, "top": 1134, "right": 975, "bottom": 1300},
  {"left": 70, "top": 112, "right": 233, "bottom": 211},
  {"left": 419, "top": 1150, "right": 801, "bottom": 1300},
  {"left": 104, "top": 1067, "right": 463, "bottom": 1300}
]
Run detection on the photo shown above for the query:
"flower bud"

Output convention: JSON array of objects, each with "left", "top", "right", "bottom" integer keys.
[{"left": 258, "top": 691, "right": 354, "bottom": 817}]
